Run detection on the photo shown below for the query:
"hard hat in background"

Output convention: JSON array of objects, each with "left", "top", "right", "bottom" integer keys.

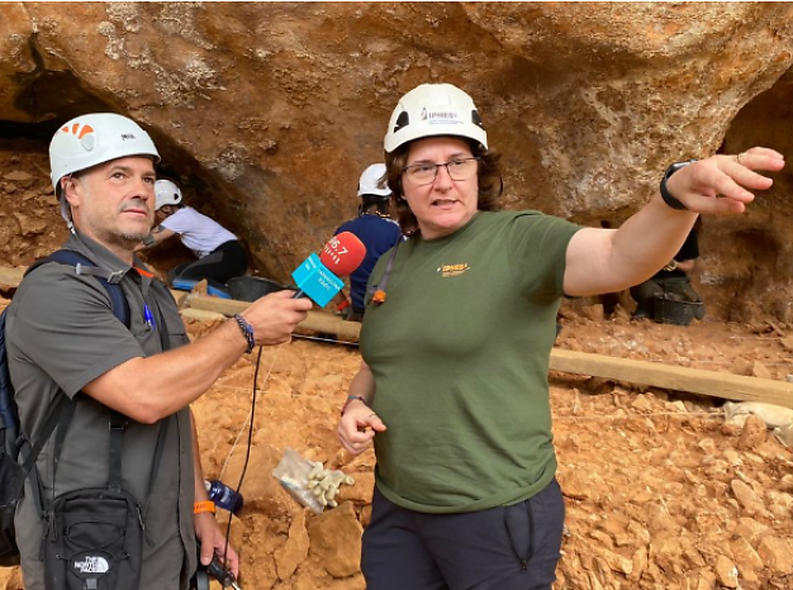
[
  {"left": 357, "top": 163, "right": 391, "bottom": 198},
  {"left": 49, "top": 113, "right": 160, "bottom": 225},
  {"left": 383, "top": 83, "right": 488, "bottom": 153},
  {"left": 155, "top": 179, "right": 183, "bottom": 210}
]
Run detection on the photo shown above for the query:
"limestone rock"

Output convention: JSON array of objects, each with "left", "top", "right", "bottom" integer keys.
[
  {"left": 737, "top": 414, "right": 768, "bottom": 450},
  {"left": 3, "top": 170, "right": 33, "bottom": 185},
  {"left": 756, "top": 536, "right": 793, "bottom": 574},
  {"left": 730, "top": 479, "right": 763, "bottom": 514},
  {"left": 713, "top": 554, "right": 739, "bottom": 588},
  {"left": 751, "top": 360, "right": 773, "bottom": 379},
  {"left": 274, "top": 509, "right": 310, "bottom": 580},
  {"left": 591, "top": 545, "right": 632, "bottom": 576},
  {"left": 306, "top": 501, "right": 362, "bottom": 578},
  {"left": 12, "top": 211, "right": 47, "bottom": 237},
  {"left": 730, "top": 536, "right": 763, "bottom": 575}
]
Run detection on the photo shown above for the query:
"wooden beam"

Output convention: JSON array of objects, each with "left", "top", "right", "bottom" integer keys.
[
  {"left": 5, "top": 264, "right": 784, "bottom": 409},
  {"left": 549, "top": 348, "right": 793, "bottom": 410},
  {"left": 184, "top": 293, "right": 363, "bottom": 341}
]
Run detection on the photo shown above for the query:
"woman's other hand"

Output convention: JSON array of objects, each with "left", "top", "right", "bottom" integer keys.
[{"left": 338, "top": 399, "right": 387, "bottom": 455}]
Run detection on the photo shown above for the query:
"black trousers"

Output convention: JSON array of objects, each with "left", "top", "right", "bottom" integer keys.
[
  {"left": 362, "top": 478, "right": 565, "bottom": 590},
  {"left": 167, "top": 240, "right": 248, "bottom": 286}
]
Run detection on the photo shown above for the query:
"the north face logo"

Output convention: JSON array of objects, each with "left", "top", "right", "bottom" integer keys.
[{"left": 73, "top": 555, "right": 110, "bottom": 574}]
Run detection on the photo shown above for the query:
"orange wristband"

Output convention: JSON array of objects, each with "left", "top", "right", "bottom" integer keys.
[
  {"left": 194, "top": 501, "right": 216, "bottom": 515},
  {"left": 336, "top": 299, "right": 350, "bottom": 311}
]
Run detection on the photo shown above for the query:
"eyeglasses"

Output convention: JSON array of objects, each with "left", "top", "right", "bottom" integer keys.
[{"left": 402, "top": 157, "right": 481, "bottom": 186}]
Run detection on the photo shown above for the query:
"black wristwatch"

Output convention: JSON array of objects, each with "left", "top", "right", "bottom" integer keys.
[{"left": 659, "top": 160, "right": 697, "bottom": 211}]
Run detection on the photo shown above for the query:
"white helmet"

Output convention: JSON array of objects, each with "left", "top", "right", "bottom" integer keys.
[
  {"left": 357, "top": 163, "right": 391, "bottom": 198},
  {"left": 384, "top": 83, "right": 488, "bottom": 153},
  {"left": 50, "top": 113, "right": 160, "bottom": 225},
  {"left": 155, "top": 179, "right": 183, "bottom": 210}
]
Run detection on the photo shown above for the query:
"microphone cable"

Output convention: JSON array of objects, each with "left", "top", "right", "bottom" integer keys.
[{"left": 220, "top": 342, "right": 282, "bottom": 575}]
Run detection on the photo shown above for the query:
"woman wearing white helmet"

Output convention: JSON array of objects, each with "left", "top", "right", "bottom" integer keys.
[
  {"left": 330, "top": 163, "right": 403, "bottom": 321},
  {"left": 337, "top": 83, "right": 785, "bottom": 589},
  {"left": 139, "top": 179, "right": 249, "bottom": 286}
]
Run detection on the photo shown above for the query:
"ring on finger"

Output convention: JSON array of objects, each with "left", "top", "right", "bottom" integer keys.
[{"left": 736, "top": 152, "right": 743, "bottom": 165}]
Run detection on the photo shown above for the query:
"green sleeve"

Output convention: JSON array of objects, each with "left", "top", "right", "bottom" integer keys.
[{"left": 506, "top": 212, "right": 582, "bottom": 304}]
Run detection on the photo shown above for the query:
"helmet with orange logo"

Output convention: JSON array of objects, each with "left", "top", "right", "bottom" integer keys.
[
  {"left": 383, "top": 83, "right": 488, "bottom": 153},
  {"left": 49, "top": 113, "right": 160, "bottom": 224}
]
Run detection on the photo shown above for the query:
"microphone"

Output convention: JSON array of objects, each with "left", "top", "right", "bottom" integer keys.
[{"left": 291, "top": 232, "right": 366, "bottom": 307}]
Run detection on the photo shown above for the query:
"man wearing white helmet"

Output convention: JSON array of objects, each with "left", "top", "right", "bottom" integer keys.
[
  {"left": 5, "top": 113, "right": 312, "bottom": 590},
  {"left": 337, "top": 83, "right": 784, "bottom": 589},
  {"left": 138, "top": 179, "right": 249, "bottom": 286},
  {"left": 330, "top": 163, "right": 403, "bottom": 322}
]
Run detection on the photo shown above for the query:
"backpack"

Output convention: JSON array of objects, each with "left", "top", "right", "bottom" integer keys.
[{"left": 0, "top": 249, "right": 129, "bottom": 567}]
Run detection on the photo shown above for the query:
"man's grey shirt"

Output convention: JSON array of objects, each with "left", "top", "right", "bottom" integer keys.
[{"left": 6, "top": 233, "right": 197, "bottom": 590}]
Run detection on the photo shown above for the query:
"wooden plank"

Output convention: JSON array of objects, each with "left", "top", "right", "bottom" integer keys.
[
  {"left": 6, "top": 264, "right": 778, "bottom": 407},
  {"left": 0, "top": 266, "right": 25, "bottom": 288},
  {"left": 549, "top": 348, "right": 793, "bottom": 410},
  {"left": 188, "top": 291, "right": 793, "bottom": 408},
  {"left": 185, "top": 294, "right": 363, "bottom": 341}
]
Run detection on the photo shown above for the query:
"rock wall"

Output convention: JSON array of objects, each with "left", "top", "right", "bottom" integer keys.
[{"left": 1, "top": 2, "right": 793, "bottom": 318}]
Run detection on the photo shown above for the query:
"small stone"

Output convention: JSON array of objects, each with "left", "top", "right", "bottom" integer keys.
[
  {"left": 757, "top": 536, "right": 793, "bottom": 573},
  {"left": 581, "top": 303, "right": 605, "bottom": 322},
  {"left": 723, "top": 449, "right": 742, "bottom": 466},
  {"left": 714, "top": 554, "right": 739, "bottom": 588},
  {"left": 731, "top": 358, "right": 753, "bottom": 376},
  {"left": 733, "top": 518, "right": 768, "bottom": 543},
  {"left": 730, "top": 480, "right": 762, "bottom": 514},
  {"left": 737, "top": 414, "right": 767, "bottom": 450},
  {"left": 3, "top": 170, "right": 33, "bottom": 183},
  {"left": 630, "top": 394, "right": 654, "bottom": 413},
  {"left": 730, "top": 536, "right": 763, "bottom": 572},
  {"left": 307, "top": 501, "right": 362, "bottom": 578},
  {"left": 274, "top": 509, "right": 310, "bottom": 580},
  {"left": 751, "top": 360, "right": 773, "bottom": 379}
]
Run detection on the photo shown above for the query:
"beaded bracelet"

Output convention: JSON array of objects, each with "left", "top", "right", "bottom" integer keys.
[
  {"left": 233, "top": 314, "right": 255, "bottom": 354},
  {"left": 340, "top": 394, "right": 366, "bottom": 416}
]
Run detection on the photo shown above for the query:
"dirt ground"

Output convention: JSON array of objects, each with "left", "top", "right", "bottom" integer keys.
[{"left": 1, "top": 140, "right": 792, "bottom": 589}]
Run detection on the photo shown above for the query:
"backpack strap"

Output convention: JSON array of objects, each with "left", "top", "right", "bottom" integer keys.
[
  {"left": 13, "top": 395, "right": 69, "bottom": 501},
  {"left": 0, "top": 311, "right": 19, "bottom": 457}
]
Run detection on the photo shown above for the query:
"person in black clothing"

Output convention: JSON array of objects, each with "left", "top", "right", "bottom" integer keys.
[{"left": 630, "top": 219, "right": 705, "bottom": 321}]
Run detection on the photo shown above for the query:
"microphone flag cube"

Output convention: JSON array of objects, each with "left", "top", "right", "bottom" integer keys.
[{"left": 291, "top": 253, "right": 345, "bottom": 307}]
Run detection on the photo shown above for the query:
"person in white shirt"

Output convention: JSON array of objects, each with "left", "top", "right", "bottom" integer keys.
[{"left": 139, "top": 179, "right": 249, "bottom": 285}]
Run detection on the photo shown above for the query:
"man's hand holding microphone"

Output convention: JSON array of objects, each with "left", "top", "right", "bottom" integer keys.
[{"left": 233, "top": 232, "right": 367, "bottom": 348}]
